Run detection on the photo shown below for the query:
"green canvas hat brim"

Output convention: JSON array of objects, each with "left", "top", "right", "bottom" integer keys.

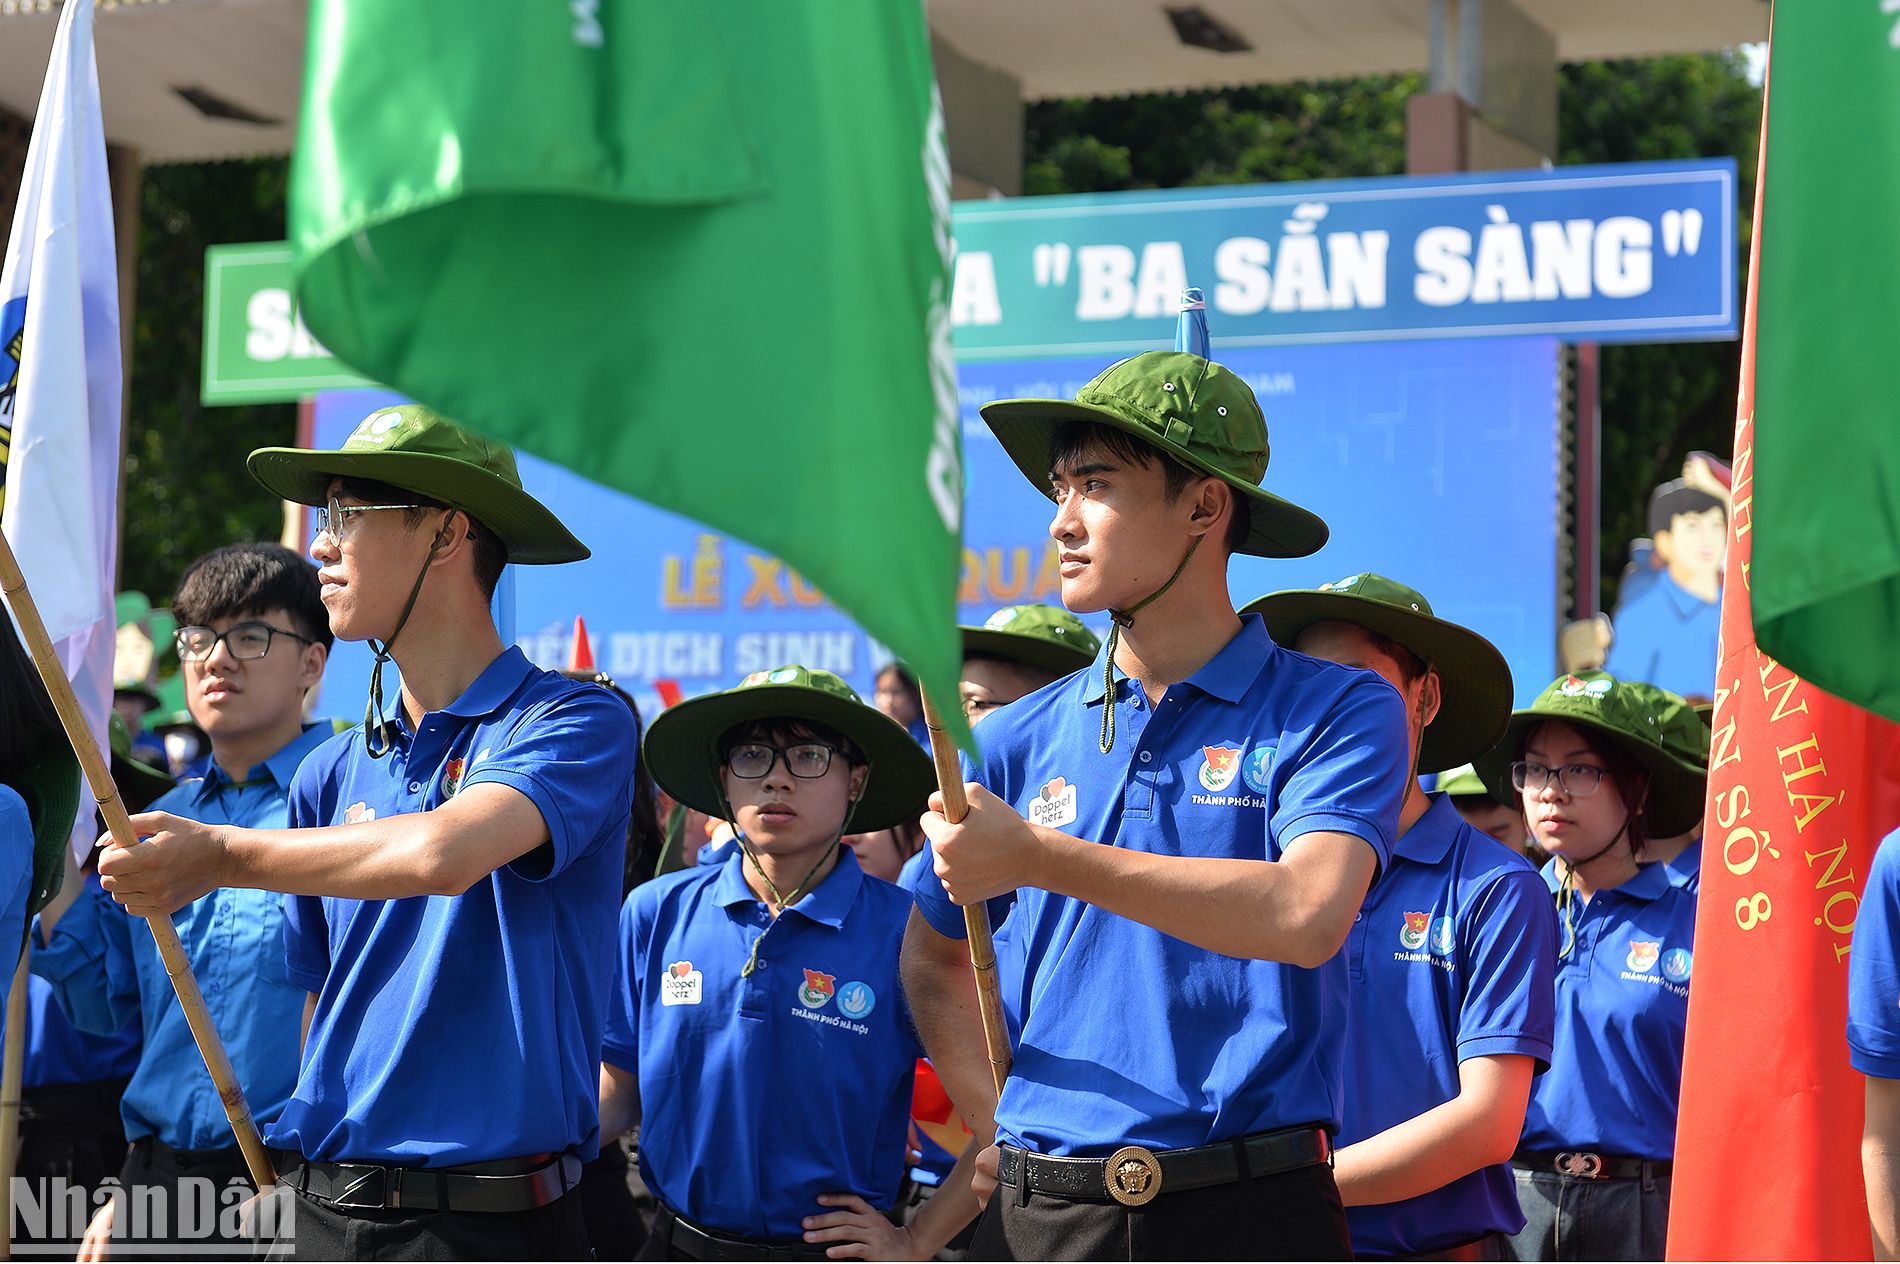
[
  {"left": 113, "top": 749, "right": 176, "bottom": 806},
  {"left": 1472, "top": 710, "right": 1707, "bottom": 838},
  {"left": 980, "top": 398, "right": 1329, "bottom": 559},
  {"left": 246, "top": 448, "right": 588, "bottom": 565},
  {"left": 960, "top": 625, "right": 1097, "bottom": 677},
  {"left": 642, "top": 685, "right": 937, "bottom": 834},
  {"left": 1241, "top": 589, "right": 1512, "bottom": 774},
  {"left": 3, "top": 746, "right": 79, "bottom": 917}
]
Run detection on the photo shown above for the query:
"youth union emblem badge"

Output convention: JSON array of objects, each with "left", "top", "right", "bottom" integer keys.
[
  {"left": 1199, "top": 745, "right": 1243, "bottom": 792},
  {"left": 1400, "top": 911, "right": 1430, "bottom": 951},
  {"left": 1429, "top": 916, "right": 1455, "bottom": 957},
  {"left": 799, "top": 968, "right": 836, "bottom": 1009},
  {"left": 1661, "top": 948, "right": 1692, "bottom": 983},
  {"left": 1627, "top": 940, "right": 1661, "bottom": 973}
]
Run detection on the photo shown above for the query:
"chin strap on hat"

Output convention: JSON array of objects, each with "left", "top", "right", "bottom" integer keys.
[
  {"left": 1099, "top": 535, "right": 1202, "bottom": 755},
  {"left": 719, "top": 785, "right": 865, "bottom": 978},
  {"left": 362, "top": 516, "right": 452, "bottom": 759},
  {"left": 1553, "top": 812, "right": 1635, "bottom": 959}
]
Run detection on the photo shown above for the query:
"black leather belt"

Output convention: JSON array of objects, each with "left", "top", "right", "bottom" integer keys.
[
  {"left": 650, "top": 1205, "right": 832, "bottom": 1261},
  {"left": 268, "top": 1148, "right": 580, "bottom": 1214},
  {"left": 996, "top": 1125, "right": 1331, "bottom": 1207},
  {"left": 1513, "top": 1148, "right": 1672, "bottom": 1182}
]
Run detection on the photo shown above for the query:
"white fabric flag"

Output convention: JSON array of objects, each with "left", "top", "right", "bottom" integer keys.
[{"left": 0, "top": 0, "right": 121, "bottom": 850}]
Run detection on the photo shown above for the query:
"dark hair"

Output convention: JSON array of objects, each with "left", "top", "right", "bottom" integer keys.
[
  {"left": 962, "top": 651, "right": 1063, "bottom": 694},
  {"left": 1518, "top": 720, "right": 1652, "bottom": 856},
  {"left": 0, "top": 610, "right": 62, "bottom": 774},
  {"left": 333, "top": 476, "right": 507, "bottom": 598},
  {"left": 1048, "top": 420, "right": 1250, "bottom": 552},
  {"left": 1647, "top": 479, "right": 1725, "bottom": 535},
  {"left": 173, "top": 543, "right": 333, "bottom": 650},
  {"left": 722, "top": 717, "right": 865, "bottom": 767},
  {"left": 876, "top": 661, "right": 918, "bottom": 692},
  {"left": 1360, "top": 629, "right": 1429, "bottom": 686}
]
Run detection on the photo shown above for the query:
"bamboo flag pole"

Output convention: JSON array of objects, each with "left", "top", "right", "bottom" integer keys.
[
  {"left": 0, "top": 953, "right": 28, "bottom": 1260},
  {"left": 0, "top": 534, "right": 277, "bottom": 1189},
  {"left": 919, "top": 691, "right": 1012, "bottom": 1097}
]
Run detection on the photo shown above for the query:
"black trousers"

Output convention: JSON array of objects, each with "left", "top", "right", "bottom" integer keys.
[
  {"left": 970, "top": 1160, "right": 1352, "bottom": 1262},
  {"left": 580, "top": 1136, "right": 651, "bottom": 1260},
  {"left": 11, "top": 1078, "right": 129, "bottom": 1248},
  {"left": 108, "top": 1135, "right": 256, "bottom": 1251},
  {"left": 260, "top": 1187, "right": 590, "bottom": 1262}
]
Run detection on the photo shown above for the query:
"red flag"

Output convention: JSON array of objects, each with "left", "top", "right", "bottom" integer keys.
[
  {"left": 1667, "top": 42, "right": 1900, "bottom": 1260},
  {"left": 565, "top": 615, "right": 594, "bottom": 674}
]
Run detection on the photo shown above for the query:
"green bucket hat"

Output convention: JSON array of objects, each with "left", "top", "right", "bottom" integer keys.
[
  {"left": 248, "top": 404, "right": 587, "bottom": 564},
  {"left": 642, "top": 666, "right": 936, "bottom": 834},
  {"left": 1624, "top": 682, "right": 1712, "bottom": 774},
  {"left": 2, "top": 741, "right": 79, "bottom": 919},
  {"left": 1242, "top": 572, "right": 1512, "bottom": 774},
  {"left": 960, "top": 604, "right": 1101, "bottom": 677},
  {"left": 1472, "top": 670, "right": 1708, "bottom": 837},
  {"left": 1435, "top": 763, "right": 1495, "bottom": 800},
  {"left": 981, "top": 351, "right": 1328, "bottom": 558},
  {"left": 109, "top": 712, "right": 176, "bottom": 809}
]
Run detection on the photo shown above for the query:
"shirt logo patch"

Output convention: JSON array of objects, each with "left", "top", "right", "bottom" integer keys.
[
  {"left": 799, "top": 969, "right": 836, "bottom": 1009},
  {"left": 1198, "top": 746, "right": 1243, "bottom": 792},
  {"left": 661, "top": 960, "right": 703, "bottom": 1006},
  {"left": 1400, "top": 911, "right": 1430, "bottom": 951},
  {"left": 1028, "top": 777, "right": 1078, "bottom": 829},
  {"left": 1429, "top": 916, "right": 1455, "bottom": 957},
  {"left": 442, "top": 758, "right": 466, "bottom": 798},
  {"left": 836, "top": 980, "right": 877, "bottom": 1020},
  {"left": 344, "top": 802, "right": 376, "bottom": 824},
  {"left": 1240, "top": 746, "right": 1275, "bottom": 795},
  {"left": 1627, "top": 940, "right": 1661, "bottom": 973},
  {"left": 1661, "top": 948, "right": 1693, "bottom": 983}
]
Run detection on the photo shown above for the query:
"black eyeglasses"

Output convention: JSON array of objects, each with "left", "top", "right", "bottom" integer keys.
[
  {"left": 1510, "top": 760, "right": 1607, "bottom": 797},
  {"left": 175, "top": 621, "right": 316, "bottom": 663},
  {"left": 723, "top": 741, "right": 843, "bottom": 781}
]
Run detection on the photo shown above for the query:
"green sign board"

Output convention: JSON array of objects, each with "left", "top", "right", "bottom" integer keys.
[{"left": 201, "top": 242, "right": 379, "bottom": 404}]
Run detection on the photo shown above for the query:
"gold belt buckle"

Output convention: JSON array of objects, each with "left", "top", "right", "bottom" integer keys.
[{"left": 1103, "top": 1145, "right": 1162, "bottom": 1206}]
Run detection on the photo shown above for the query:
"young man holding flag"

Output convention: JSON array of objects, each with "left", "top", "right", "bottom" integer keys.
[
  {"left": 904, "top": 351, "right": 1409, "bottom": 1259},
  {"left": 96, "top": 406, "right": 638, "bottom": 1260},
  {"left": 1246, "top": 573, "right": 1557, "bottom": 1259},
  {"left": 33, "top": 543, "right": 332, "bottom": 1252}
]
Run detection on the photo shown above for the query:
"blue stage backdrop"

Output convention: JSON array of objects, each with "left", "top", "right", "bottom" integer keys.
[{"left": 304, "top": 336, "right": 1559, "bottom": 722}]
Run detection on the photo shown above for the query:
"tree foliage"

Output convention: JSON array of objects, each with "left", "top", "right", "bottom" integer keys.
[
  {"left": 122, "top": 158, "right": 290, "bottom": 604},
  {"left": 1022, "top": 53, "right": 1761, "bottom": 613}
]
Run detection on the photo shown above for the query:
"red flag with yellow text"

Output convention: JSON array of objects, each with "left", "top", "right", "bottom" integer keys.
[{"left": 1667, "top": 28, "right": 1900, "bottom": 1259}]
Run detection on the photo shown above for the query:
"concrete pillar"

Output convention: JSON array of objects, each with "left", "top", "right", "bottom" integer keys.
[{"left": 1408, "top": 0, "right": 1555, "bottom": 175}]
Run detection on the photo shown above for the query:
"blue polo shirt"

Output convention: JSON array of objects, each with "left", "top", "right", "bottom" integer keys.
[
  {"left": 31, "top": 725, "right": 330, "bottom": 1149},
  {"left": 1605, "top": 570, "right": 1720, "bottom": 698},
  {"left": 603, "top": 848, "right": 921, "bottom": 1242},
  {"left": 908, "top": 615, "right": 1408, "bottom": 1155},
  {"left": 1339, "top": 794, "right": 1557, "bottom": 1257},
  {"left": 1664, "top": 838, "right": 1701, "bottom": 888},
  {"left": 25, "top": 974, "right": 140, "bottom": 1089},
  {"left": 0, "top": 788, "right": 31, "bottom": 1055},
  {"left": 270, "top": 647, "right": 636, "bottom": 1166},
  {"left": 1848, "top": 829, "right": 1900, "bottom": 1077},
  {"left": 1519, "top": 861, "right": 1696, "bottom": 1160}
]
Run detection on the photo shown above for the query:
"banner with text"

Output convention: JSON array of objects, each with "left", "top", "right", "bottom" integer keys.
[
  {"left": 304, "top": 337, "right": 1561, "bottom": 719},
  {"left": 203, "top": 160, "right": 1732, "bottom": 403}
]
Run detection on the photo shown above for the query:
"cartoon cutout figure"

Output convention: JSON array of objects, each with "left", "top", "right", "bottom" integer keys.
[{"left": 1606, "top": 459, "right": 1729, "bottom": 697}]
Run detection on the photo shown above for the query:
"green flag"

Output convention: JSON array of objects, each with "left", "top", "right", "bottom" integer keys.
[
  {"left": 289, "top": 1, "right": 968, "bottom": 740},
  {"left": 1751, "top": 7, "right": 1900, "bottom": 722}
]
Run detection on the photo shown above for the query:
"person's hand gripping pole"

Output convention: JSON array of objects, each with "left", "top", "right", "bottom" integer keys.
[
  {"left": 919, "top": 690, "right": 1012, "bottom": 1095},
  {"left": 0, "top": 533, "right": 277, "bottom": 1188}
]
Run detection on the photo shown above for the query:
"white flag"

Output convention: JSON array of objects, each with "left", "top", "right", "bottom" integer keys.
[{"left": 0, "top": 0, "right": 121, "bottom": 848}]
